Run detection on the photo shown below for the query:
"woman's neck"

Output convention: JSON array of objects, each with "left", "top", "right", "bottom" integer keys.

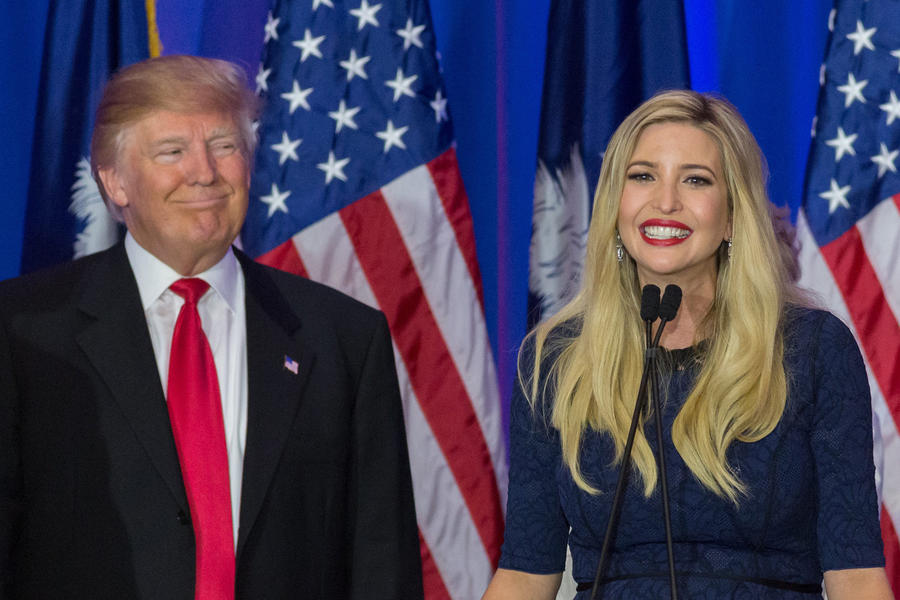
[{"left": 643, "top": 275, "right": 717, "bottom": 350}]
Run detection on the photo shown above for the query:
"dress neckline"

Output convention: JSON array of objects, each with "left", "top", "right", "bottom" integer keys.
[{"left": 658, "top": 340, "right": 708, "bottom": 372}]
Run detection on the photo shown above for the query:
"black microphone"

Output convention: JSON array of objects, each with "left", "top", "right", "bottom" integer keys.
[
  {"left": 641, "top": 285, "right": 661, "bottom": 349},
  {"left": 640, "top": 284, "right": 661, "bottom": 322},
  {"left": 652, "top": 285, "right": 682, "bottom": 349},
  {"left": 658, "top": 284, "right": 682, "bottom": 322}
]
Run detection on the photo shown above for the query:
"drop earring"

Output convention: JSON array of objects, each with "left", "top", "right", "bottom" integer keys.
[
  {"left": 615, "top": 232, "right": 624, "bottom": 263},
  {"left": 727, "top": 237, "right": 733, "bottom": 260}
]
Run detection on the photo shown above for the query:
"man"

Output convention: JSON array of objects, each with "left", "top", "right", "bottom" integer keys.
[{"left": 0, "top": 55, "right": 423, "bottom": 599}]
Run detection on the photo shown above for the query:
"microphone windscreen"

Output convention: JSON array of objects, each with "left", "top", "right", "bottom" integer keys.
[
  {"left": 640, "top": 284, "right": 661, "bottom": 321},
  {"left": 659, "top": 285, "right": 682, "bottom": 320}
]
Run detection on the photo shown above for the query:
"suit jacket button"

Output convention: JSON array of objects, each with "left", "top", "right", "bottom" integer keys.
[{"left": 177, "top": 510, "right": 191, "bottom": 526}]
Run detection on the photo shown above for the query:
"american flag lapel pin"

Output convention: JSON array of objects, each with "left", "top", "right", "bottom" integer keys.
[{"left": 283, "top": 355, "right": 299, "bottom": 375}]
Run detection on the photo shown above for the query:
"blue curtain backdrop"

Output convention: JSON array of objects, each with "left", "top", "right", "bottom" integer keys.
[{"left": 0, "top": 0, "right": 831, "bottom": 417}]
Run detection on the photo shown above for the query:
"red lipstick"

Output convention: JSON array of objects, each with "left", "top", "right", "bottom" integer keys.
[{"left": 639, "top": 219, "right": 692, "bottom": 246}]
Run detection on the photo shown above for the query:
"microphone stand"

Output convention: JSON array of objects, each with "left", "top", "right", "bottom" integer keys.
[
  {"left": 589, "top": 333, "right": 656, "bottom": 600},
  {"left": 650, "top": 317, "right": 678, "bottom": 600},
  {"left": 589, "top": 285, "right": 680, "bottom": 600},
  {"left": 589, "top": 286, "right": 659, "bottom": 600}
]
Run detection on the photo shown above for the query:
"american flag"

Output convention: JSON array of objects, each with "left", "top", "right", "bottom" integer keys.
[
  {"left": 799, "top": 0, "right": 900, "bottom": 591},
  {"left": 241, "top": 0, "right": 506, "bottom": 597}
]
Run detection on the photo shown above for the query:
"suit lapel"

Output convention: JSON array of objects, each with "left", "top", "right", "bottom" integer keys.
[
  {"left": 74, "top": 244, "right": 188, "bottom": 511},
  {"left": 73, "top": 247, "right": 314, "bottom": 553},
  {"left": 236, "top": 255, "right": 313, "bottom": 559}
]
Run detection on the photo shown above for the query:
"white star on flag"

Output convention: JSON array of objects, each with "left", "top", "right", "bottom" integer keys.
[
  {"left": 846, "top": 20, "right": 876, "bottom": 55},
  {"left": 430, "top": 90, "right": 448, "bottom": 122},
  {"left": 292, "top": 29, "right": 325, "bottom": 61},
  {"left": 340, "top": 48, "right": 371, "bottom": 81},
  {"left": 825, "top": 127, "right": 858, "bottom": 161},
  {"left": 385, "top": 68, "right": 417, "bottom": 102},
  {"left": 328, "top": 99, "right": 361, "bottom": 132},
  {"left": 819, "top": 178, "right": 851, "bottom": 214},
  {"left": 281, "top": 81, "right": 313, "bottom": 114},
  {"left": 396, "top": 18, "right": 425, "bottom": 50},
  {"left": 375, "top": 120, "right": 409, "bottom": 152},
  {"left": 260, "top": 183, "right": 291, "bottom": 217},
  {"left": 837, "top": 72, "right": 868, "bottom": 107},
  {"left": 271, "top": 131, "right": 302, "bottom": 165},
  {"left": 892, "top": 49, "right": 900, "bottom": 72},
  {"left": 312, "top": 0, "right": 333, "bottom": 8},
  {"left": 317, "top": 151, "right": 350, "bottom": 183},
  {"left": 255, "top": 65, "right": 272, "bottom": 92},
  {"left": 880, "top": 90, "right": 900, "bottom": 125},
  {"left": 349, "top": 0, "right": 382, "bottom": 31},
  {"left": 264, "top": 11, "right": 280, "bottom": 43},
  {"left": 871, "top": 142, "right": 898, "bottom": 178}
]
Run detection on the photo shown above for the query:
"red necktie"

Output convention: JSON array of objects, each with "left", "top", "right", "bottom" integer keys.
[{"left": 167, "top": 278, "right": 235, "bottom": 599}]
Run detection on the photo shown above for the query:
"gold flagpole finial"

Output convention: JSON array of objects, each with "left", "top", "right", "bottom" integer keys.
[{"left": 145, "top": 0, "right": 163, "bottom": 57}]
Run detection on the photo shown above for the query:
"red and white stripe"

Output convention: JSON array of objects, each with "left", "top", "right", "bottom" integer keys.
[
  {"left": 797, "top": 194, "right": 900, "bottom": 590},
  {"left": 258, "top": 148, "right": 506, "bottom": 599}
]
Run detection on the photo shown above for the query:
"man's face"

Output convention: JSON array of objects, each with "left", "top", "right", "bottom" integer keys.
[{"left": 99, "top": 110, "right": 250, "bottom": 275}]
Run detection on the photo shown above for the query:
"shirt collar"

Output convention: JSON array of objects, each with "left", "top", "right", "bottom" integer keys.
[{"left": 124, "top": 232, "right": 242, "bottom": 314}]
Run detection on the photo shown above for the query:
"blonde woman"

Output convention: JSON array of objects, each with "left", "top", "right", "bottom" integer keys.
[{"left": 483, "top": 91, "right": 891, "bottom": 599}]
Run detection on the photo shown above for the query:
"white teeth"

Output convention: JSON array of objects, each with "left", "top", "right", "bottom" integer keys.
[{"left": 643, "top": 225, "right": 691, "bottom": 239}]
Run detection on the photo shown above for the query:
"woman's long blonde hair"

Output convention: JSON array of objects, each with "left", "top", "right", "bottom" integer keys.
[{"left": 523, "top": 91, "right": 804, "bottom": 503}]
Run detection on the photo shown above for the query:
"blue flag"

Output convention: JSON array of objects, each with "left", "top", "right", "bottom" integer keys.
[
  {"left": 528, "top": 0, "right": 690, "bottom": 326},
  {"left": 20, "top": 0, "right": 152, "bottom": 273}
]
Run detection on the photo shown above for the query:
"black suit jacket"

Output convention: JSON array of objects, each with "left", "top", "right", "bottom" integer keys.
[{"left": 0, "top": 243, "right": 423, "bottom": 599}]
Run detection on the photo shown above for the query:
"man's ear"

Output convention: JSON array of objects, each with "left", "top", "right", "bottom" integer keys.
[{"left": 97, "top": 167, "right": 129, "bottom": 209}]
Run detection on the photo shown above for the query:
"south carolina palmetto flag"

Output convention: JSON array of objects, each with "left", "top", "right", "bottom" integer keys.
[
  {"left": 528, "top": 0, "right": 690, "bottom": 328},
  {"left": 799, "top": 0, "right": 900, "bottom": 592},
  {"left": 20, "top": 0, "right": 157, "bottom": 273},
  {"left": 241, "top": 1, "right": 506, "bottom": 597}
]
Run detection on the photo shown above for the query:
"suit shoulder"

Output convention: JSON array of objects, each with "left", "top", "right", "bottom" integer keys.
[{"left": 0, "top": 250, "right": 111, "bottom": 314}]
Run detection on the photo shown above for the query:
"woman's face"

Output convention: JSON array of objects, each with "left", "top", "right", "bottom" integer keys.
[{"left": 616, "top": 122, "right": 732, "bottom": 290}]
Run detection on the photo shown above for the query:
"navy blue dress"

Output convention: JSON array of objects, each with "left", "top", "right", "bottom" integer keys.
[{"left": 499, "top": 308, "right": 884, "bottom": 598}]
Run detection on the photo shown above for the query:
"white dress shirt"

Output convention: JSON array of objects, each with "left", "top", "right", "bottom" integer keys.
[{"left": 125, "top": 233, "right": 247, "bottom": 547}]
